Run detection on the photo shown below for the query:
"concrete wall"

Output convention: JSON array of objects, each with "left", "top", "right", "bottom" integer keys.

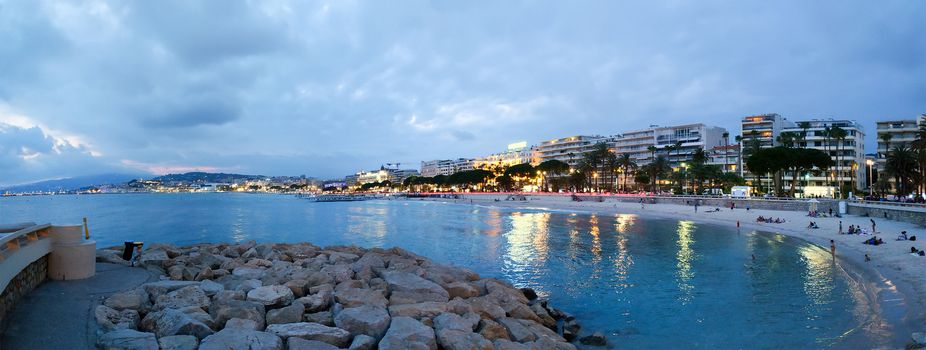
[
  {"left": 453, "top": 193, "right": 839, "bottom": 213},
  {"left": 0, "top": 255, "right": 47, "bottom": 324},
  {"left": 847, "top": 203, "right": 926, "bottom": 227}
]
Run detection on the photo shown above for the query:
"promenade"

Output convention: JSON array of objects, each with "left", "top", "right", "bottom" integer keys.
[{"left": 1, "top": 263, "right": 156, "bottom": 350}]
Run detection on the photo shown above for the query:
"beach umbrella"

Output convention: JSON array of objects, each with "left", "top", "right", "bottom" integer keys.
[{"left": 807, "top": 198, "right": 819, "bottom": 212}]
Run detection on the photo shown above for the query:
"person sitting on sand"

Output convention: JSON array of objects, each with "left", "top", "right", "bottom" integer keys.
[
  {"left": 848, "top": 225, "right": 856, "bottom": 234},
  {"left": 757, "top": 216, "right": 765, "bottom": 223},
  {"left": 898, "top": 231, "right": 909, "bottom": 241},
  {"left": 807, "top": 221, "right": 819, "bottom": 229},
  {"left": 911, "top": 246, "right": 918, "bottom": 254}
]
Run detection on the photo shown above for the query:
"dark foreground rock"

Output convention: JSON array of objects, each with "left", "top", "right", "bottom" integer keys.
[{"left": 95, "top": 242, "right": 582, "bottom": 349}]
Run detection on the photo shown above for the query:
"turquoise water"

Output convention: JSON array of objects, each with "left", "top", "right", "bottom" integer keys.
[{"left": 0, "top": 193, "right": 882, "bottom": 348}]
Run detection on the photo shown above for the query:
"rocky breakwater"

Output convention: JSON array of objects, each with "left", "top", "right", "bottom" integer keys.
[{"left": 94, "top": 242, "right": 602, "bottom": 350}]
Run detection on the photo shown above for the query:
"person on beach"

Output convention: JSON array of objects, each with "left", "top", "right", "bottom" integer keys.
[
  {"left": 871, "top": 219, "right": 876, "bottom": 233},
  {"left": 830, "top": 240, "right": 836, "bottom": 259},
  {"left": 838, "top": 221, "right": 843, "bottom": 234},
  {"left": 865, "top": 254, "right": 871, "bottom": 262}
]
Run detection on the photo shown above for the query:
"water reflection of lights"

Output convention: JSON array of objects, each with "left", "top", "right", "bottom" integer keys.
[
  {"left": 798, "top": 245, "right": 835, "bottom": 306},
  {"left": 589, "top": 215, "right": 601, "bottom": 258},
  {"left": 505, "top": 212, "right": 552, "bottom": 266},
  {"left": 482, "top": 209, "right": 503, "bottom": 236},
  {"left": 676, "top": 220, "right": 696, "bottom": 303},
  {"left": 231, "top": 209, "right": 246, "bottom": 242},
  {"left": 345, "top": 206, "right": 389, "bottom": 244},
  {"left": 613, "top": 215, "right": 634, "bottom": 287}
]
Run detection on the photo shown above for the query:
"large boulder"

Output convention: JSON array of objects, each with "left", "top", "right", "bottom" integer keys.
[
  {"left": 477, "top": 319, "right": 510, "bottom": 341},
  {"left": 97, "top": 329, "right": 159, "bottom": 350},
  {"left": 387, "top": 302, "right": 447, "bottom": 319},
  {"left": 265, "top": 322, "right": 351, "bottom": 348},
  {"left": 348, "top": 334, "right": 377, "bottom": 350},
  {"left": 95, "top": 305, "right": 140, "bottom": 331},
  {"left": 321, "top": 264, "right": 354, "bottom": 283},
  {"left": 104, "top": 288, "right": 151, "bottom": 312},
  {"left": 140, "top": 308, "right": 213, "bottom": 340},
  {"left": 287, "top": 338, "right": 340, "bottom": 350},
  {"left": 433, "top": 313, "right": 491, "bottom": 350},
  {"left": 497, "top": 317, "right": 536, "bottom": 342},
  {"left": 247, "top": 285, "right": 294, "bottom": 307},
  {"left": 158, "top": 335, "right": 199, "bottom": 350},
  {"left": 225, "top": 318, "right": 261, "bottom": 331},
  {"left": 379, "top": 316, "right": 437, "bottom": 350},
  {"left": 266, "top": 303, "right": 304, "bottom": 325},
  {"left": 139, "top": 249, "right": 170, "bottom": 268},
  {"left": 467, "top": 296, "right": 506, "bottom": 320},
  {"left": 154, "top": 285, "right": 211, "bottom": 310},
  {"left": 334, "top": 287, "right": 387, "bottom": 308},
  {"left": 199, "top": 328, "right": 282, "bottom": 350},
  {"left": 296, "top": 288, "right": 333, "bottom": 313},
  {"left": 333, "top": 304, "right": 390, "bottom": 340},
  {"left": 200, "top": 280, "right": 224, "bottom": 296},
  {"left": 233, "top": 267, "right": 266, "bottom": 280},
  {"left": 142, "top": 281, "right": 199, "bottom": 299},
  {"left": 210, "top": 299, "right": 266, "bottom": 330},
  {"left": 380, "top": 271, "right": 449, "bottom": 304},
  {"left": 444, "top": 282, "right": 480, "bottom": 299}
]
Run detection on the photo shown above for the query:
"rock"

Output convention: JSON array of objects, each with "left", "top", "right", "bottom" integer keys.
[
  {"left": 334, "top": 287, "right": 387, "bottom": 308},
  {"left": 296, "top": 288, "right": 333, "bottom": 313},
  {"left": 579, "top": 332, "right": 607, "bottom": 346},
  {"left": 348, "top": 334, "right": 376, "bottom": 350},
  {"left": 380, "top": 271, "right": 449, "bottom": 304},
  {"left": 913, "top": 332, "right": 926, "bottom": 347},
  {"left": 284, "top": 279, "right": 308, "bottom": 297},
  {"left": 467, "top": 296, "right": 506, "bottom": 320},
  {"left": 104, "top": 288, "right": 151, "bottom": 312},
  {"left": 563, "top": 319, "right": 580, "bottom": 334},
  {"left": 195, "top": 267, "right": 215, "bottom": 281},
  {"left": 265, "top": 322, "right": 351, "bottom": 348},
  {"left": 155, "top": 285, "right": 210, "bottom": 310},
  {"left": 379, "top": 316, "right": 437, "bottom": 350},
  {"left": 140, "top": 308, "right": 214, "bottom": 340},
  {"left": 139, "top": 249, "right": 170, "bottom": 268},
  {"left": 248, "top": 285, "right": 295, "bottom": 307},
  {"left": 97, "top": 249, "right": 131, "bottom": 265},
  {"left": 233, "top": 267, "right": 266, "bottom": 280},
  {"left": 529, "top": 302, "right": 556, "bottom": 329},
  {"left": 158, "top": 335, "right": 198, "bottom": 350},
  {"left": 179, "top": 306, "right": 216, "bottom": 329},
  {"left": 505, "top": 303, "right": 541, "bottom": 323},
  {"left": 266, "top": 303, "right": 304, "bottom": 325},
  {"left": 445, "top": 282, "right": 480, "bottom": 299},
  {"left": 237, "top": 279, "right": 263, "bottom": 293},
  {"left": 213, "top": 290, "right": 246, "bottom": 302},
  {"left": 387, "top": 302, "right": 447, "bottom": 319},
  {"left": 168, "top": 265, "right": 185, "bottom": 280},
  {"left": 225, "top": 317, "right": 261, "bottom": 331},
  {"left": 97, "top": 329, "right": 159, "bottom": 350},
  {"left": 320, "top": 264, "right": 354, "bottom": 283},
  {"left": 287, "top": 338, "right": 339, "bottom": 350},
  {"left": 434, "top": 312, "right": 478, "bottom": 332},
  {"left": 477, "top": 319, "right": 509, "bottom": 341},
  {"left": 334, "top": 304, "right": 391, "bottom": 340},
  {"left": 497, "top": 318, "right": 536, "bottom": 342},
  {"left": 304, "top": 311, "right": 333, "bottom": 326},
  {"left": 199, "top": 329, "right": 283, "bottom": 350},
  {"left": 532, "top": 336, "right": 578, "bottom": 350},
  {"left": 484, "top": 280, "right": 528, "bottom": 304},
  {"left": 493, "top": 339, "right": 530, "bottom": 350},
  {"left": 520, "top": 288, "right": 538, "bottom": 301},
  {"left": 200, "top": 279, "right": 224, "bottom": 296},
  {"left": 436, "top": 329, "right": 492, "bottom": 350},
  {"left": 210, "top": 299, "right": 266, "bottom": 330},
  {"left": 562, "top": 327, "right": 576, "bottom": 341},
  {"left": 142, "top": 281, "right": 200, "bottom": 299},
  {"left": 446, "top": 297, "right": 473, "bottom": 315},
  {"left": 95, "top": 305, "right": 140, "bottom": 331},
  {"left": 352, "top": 253, "right": 385, "bottom": 272}
]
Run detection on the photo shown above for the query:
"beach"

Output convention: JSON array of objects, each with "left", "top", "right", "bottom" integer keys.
[{"left": 428, "top": 194, "right": 926, "bottom": 345}]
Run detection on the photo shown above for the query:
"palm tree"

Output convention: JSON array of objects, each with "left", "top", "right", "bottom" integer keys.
[
  {"left": 646, "top": 156, "right": 671, "bottom": 193},
  {"left": 616, "top": 153, "right": 637, "bottom": 191},
  {"left": 798, "top": 121, "right": 811, "bottom": 147},
  {"left": 879, "top": 133, "right": 892, "bottom": 158},
  {"left": 822, "top": 125, "right": 832, "bottom": 189},
  {"left": 886, "top": 146, "right": 917, "bottom": 196},
  {"left": 722, "top": 131, "right": 730, "bottom": 172},
  {"left": 604, "top": 151, "right": 619, "bottom": 192},
  {"left": 830, "top": 126, "right": 848, "bottom": 197}
]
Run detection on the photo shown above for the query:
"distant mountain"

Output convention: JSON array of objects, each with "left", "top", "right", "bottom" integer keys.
[
  {"left": 1, "top": 173, "right": 146, "bottom": 193},
  {"left": 150, "top": 172, "right": 264, "bottom": 184}
]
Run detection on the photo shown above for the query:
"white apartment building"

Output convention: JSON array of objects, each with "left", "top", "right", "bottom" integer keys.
[
  {"left": 473, "top": 142, "right": 535, "bottom": 171},
  {"left": 783, "top": 119, "right": 866, "bottom": 191},
  {"left": 420, "top": 158, "right": 475, "bottom": 177},
  {"left": 875, "top": 114, "right": 925, "bottom": 173},
  {"left": 351, "top": 168, "right": 420, "bottom": 185},
  {"left": 706, "top": 144, "right": 740, "bottom": 173},
  {"left": 610, "top": 123, "right": 727, "bottom": 169},
  {"left": 609, "top": 128, "right": 656, "bottom": 166},
  {"left": 534, "top": 135, "right": 610, "bottom": 168}
]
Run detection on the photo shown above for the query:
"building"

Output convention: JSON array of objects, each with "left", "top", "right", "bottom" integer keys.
[
  {"left": 610, "top": 123, "right": 728, "bottom": 168},
  {"left": 875, "top": 114, "right": 925, "bottom": 175},
  {"left": 783, "top": 119, "right": 866, "bottom": 192},
  {"left": 706, "top": 144, "right": 740, "bottom": 173},
  {"left": 534, "top": 135, "right": 609, "bottom": 168},
  {"left": 420, "top": 158, "right": 474, "bottom": 177},
  {"left": 473, "top": 142, "right": 535, "bottom": 171},
  {"left": 740, "top": 114, "right": 793, "bottom": 179},
  {"left": 351, "top": 168, "right": 421, "bottom": 185}
]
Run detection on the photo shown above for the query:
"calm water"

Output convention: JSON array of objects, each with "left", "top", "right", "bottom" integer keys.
[{"left": 0, "top": 193, "right": 882, "bottom": 348}]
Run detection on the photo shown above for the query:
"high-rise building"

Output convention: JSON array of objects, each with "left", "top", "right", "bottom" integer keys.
[
  {"left": 875, "top": 114, "right": 925, "bottom": 174},
  {"left": 706, "top": 144, "right": 740, "bottom": 173},
  {"left": 473, "top": 142, "right": 535, "bottom": 171},
  {"left": 783, "top": 119, "right": 866, "bottom": 192},
  {"left": 533, "top": 136, "right": 609, "bottom": 168},
  {"left": 740, "top": 114, "right": 794, "bottom": 181},
  {"left": 350, "top": 168, "right": 420, "bottom": 185},
  {"left": 420, "top": 158, "right": 474, "bottom": 177},
  {"left": 611, "top": 123, "right": 727, "bottom": 168}
]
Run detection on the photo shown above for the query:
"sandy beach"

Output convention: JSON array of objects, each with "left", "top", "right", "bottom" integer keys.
[{"left": 425, "top": 194, "right": 926, "bottom": 345}]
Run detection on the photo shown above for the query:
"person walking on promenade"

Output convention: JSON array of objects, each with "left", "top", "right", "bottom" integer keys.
[{"left": 830, "top": 240, "right": 836, "bottom": 260}]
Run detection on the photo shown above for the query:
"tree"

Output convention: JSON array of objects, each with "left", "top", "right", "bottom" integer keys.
[
  {"left": 798, "top": 121, "right": 811, "bottom": 147},
  {"left": 536, "top": 160, "right": 569, "bottom": 192},
  {"left": 504, "top": 163, "right": 536, "bottom": 191},
  {"left": 643, "top": 156, "right": 671, "bottom": 193},
  {"left": 616, "top": 153, "right": 638, "bottom": 191},
  {"left": 829, "top": 126, "right": 848, "bottom": 197},
  {"left": 496, "top": 175, "right": 514, "bottom": 192},
  {"left": 579, "top": 142, "right": 610, "bottom": 191},
  {"left": 722, "top": 131, "right": 730, "bottom": 172},
  {"left": 885, "top": 146, "right": 917, "bottom": 196}
]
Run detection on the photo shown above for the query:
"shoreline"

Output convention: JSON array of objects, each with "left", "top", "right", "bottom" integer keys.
[{"left": 421, "top": 195, "right": 926, "bottom": 347}]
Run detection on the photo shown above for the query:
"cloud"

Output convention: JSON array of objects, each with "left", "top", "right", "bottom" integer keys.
[{"left": 0, "top": 1, "right": 923, "bottom": 182}]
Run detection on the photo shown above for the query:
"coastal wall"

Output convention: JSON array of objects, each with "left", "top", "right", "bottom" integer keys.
[
  {"left": 0, "top": 255, "right": 48, "bottom": 324},
  {"left": 454, "top": 193, "right": 839, "bottom": 213},
  {"left": 847, "top": 203, "right": 926, "bottom": 226}
]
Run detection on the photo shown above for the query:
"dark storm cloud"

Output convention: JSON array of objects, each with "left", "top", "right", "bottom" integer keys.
[{"left": 0, "top": 0, "right": 923, "bottom": 185}]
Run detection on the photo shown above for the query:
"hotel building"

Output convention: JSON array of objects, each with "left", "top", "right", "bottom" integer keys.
[
  {"left": 610, "top": 123, "right": 728, "bottom": 168},
  {"left": 473, "top": 142, "right": 535, "bottom": 171},
  {"left": 534, "top": 135, "right": 610, "bottom": 168},
  {"left": 875, "top": 114, "right": 925, "bottom": 172},
  {"left": 783, "top": 119, "right": 866, "bottom": 192},
  {"left": 420, "top": 158, "right": 475, "bottom": 177}
]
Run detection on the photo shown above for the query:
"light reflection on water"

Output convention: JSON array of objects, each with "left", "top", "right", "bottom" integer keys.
[{"left": 0, "top": 194, "right": 885, "bottom": 349}]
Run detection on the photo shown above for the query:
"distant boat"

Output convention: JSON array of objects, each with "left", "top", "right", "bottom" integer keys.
[{"left": 297, "top": 194, "right": 373, "bottom": 202}]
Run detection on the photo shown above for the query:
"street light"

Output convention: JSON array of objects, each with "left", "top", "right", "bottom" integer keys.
[{"left": 866, "top": 159, "right": 874, "bottom": 196}]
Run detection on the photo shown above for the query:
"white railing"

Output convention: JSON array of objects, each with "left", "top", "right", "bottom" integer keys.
[{"left": 0, "top": 224, "right": 53, "bottom": 292}]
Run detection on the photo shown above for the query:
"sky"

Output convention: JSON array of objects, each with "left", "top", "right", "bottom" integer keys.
[{"left": 0, "top": 0, "right": 924, "bottom": 185}]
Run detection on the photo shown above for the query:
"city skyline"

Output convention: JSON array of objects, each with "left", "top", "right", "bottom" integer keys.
[{"left": 1, "top": 1, "right": 924, "bottom": 186}]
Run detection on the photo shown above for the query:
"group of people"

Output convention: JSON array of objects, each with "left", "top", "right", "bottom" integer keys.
[
  {"left": 807, "top": 221, "right": 820, "bottom": 229},
  {"left": 863, "top": 236, "right": 885, "bottom": 245},
  {"left": 756, "top": 216, "right": 785, "bottom": 223},
  {"left": 844, "top": 224, "right": 871, "bottom": 235},
  {"left": 911, "top": 246, "right": 925, "bottom": 256}
]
